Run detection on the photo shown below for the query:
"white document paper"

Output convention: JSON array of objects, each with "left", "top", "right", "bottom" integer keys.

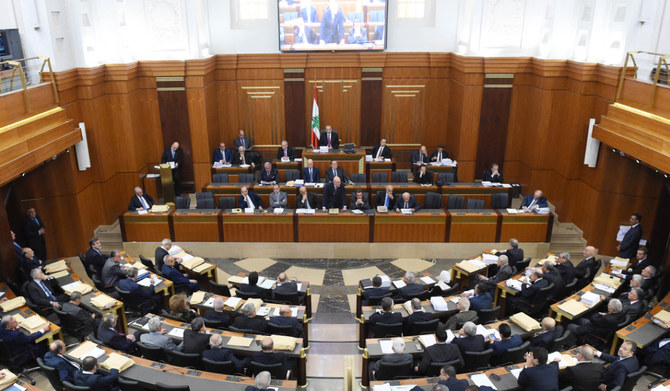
[
  {"left": 244, "top": 208, "right": 255, "bottom": 214},
  {"left": 379, "top": 339, "right": 394, "bottom": 354},
  {"left": 471, "top": 373, "right": 497, "bottom": 389},
  {"left": 137, "top": 210, "right": 148, "bottom": 215},
  {"left": 506, "top": 279, "right": 524, "bottom": 291},
  {"left": 258, "top": 279, "right": 275, "bottom": 289},
  {"left": 181, "top": 254, "right": 194, "bottom": 262},
  {"left": 297, "top": 283, "right": 303, "bottom": 291},
  {"left": 469, "top": 259, "right": 486, "bottom": 269},
  {"left": 168, "top": 328, "right": 185, "bottom": 338},
  {"left": 430, "top": 296, "right": 449, "bottom": 311},
  {"left": 482, "top": 254, "right": 499, "bottom": 264},
  {"left": 400, "top": 209, "right": 413, "bottom": 215},
  {"left": 273, "top": 208, "right": 284, "bottom": 214},
  {"left": 617, "top": 225, "right": 631, "bottom": 241},
  {"left": 224, "top": 297, "right": 243, "bottom": 308},
  {"left": 365, "top": 155, "right": 373, "bottom": 161},
  {"left": 82, "top": 347, "right": 105, "bottom": 360},
  {"left": 420, "top": 276, "right": 435, "bottom": 284},
  {"left": 380, "top": 275, "right": 391, "bottom": 288},
  {"left": 203, "top": 297, "right": 215, "bottom": 307},
  {"left": 418, "top": 334, "right": 436, "bottom": 348},
  {"left": 62, "top": 281, "right": 83, "bottom": 292},
  {"left": 168, "top": 245, "right": 183, "bottom": 256},
  {"left": 257, "top": 306, "right": 270, "bottom": 317},
  {"left": 510, "top": 368, "right": 522, "bottom": 379},
  {"left": 352, "top": 209, "right": 364, "bottom": 215},
  {"left": 580, "top": 291, "right": 601, "bottom": 307},
  {"left": 393, "top": 280, "right": 406, "bottom": 289},
  {"left": 446, "top": 330, "right": 455, "bottom": 343},
  {"left": 138, "top": 278, "right": 161, "bottom": 287},
  {"left": 481, "top": 181, "right": 492, "bottom": 187},
  {"left": 502, "top": 183, "right": 512, "bottom": 188},
  {"left": 593, "top": 283, "right": 616, "bottom": 294}
]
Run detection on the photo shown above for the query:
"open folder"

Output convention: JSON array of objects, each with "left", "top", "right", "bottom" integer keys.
[
  {"left": 44, "top": 260, "right": 68, "bottom": 274},
  {"left": 100, "top": 353, "right": 135, "bottom": 372},
  {"left": 0, "top": 297, "right": 26, "bottom": 312},
  {"left": 90, "top": 294, "right": 117, "bottom": 309}
]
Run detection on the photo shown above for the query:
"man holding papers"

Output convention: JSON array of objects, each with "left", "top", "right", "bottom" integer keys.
[
  {"left": 508, "top": 269, "right": 548, "bottom": 314},
  {"left": 415, "top": 324, "right": 463, "bottom": 375},
  {"left": 118, "top": 267, "right": 162, "bottom": 314},
  {"left": 272, "top": 272, "right": 299, "bottom": 299},
  {"left": 520, "top": 189, "right": 548, "bottom": 212},
  {"left": 394, "top": 192, "right": 420, "bottom": 213},
  {"left": 617, "top": 214, "right": 643, "bottom": 259},
  {"left": 73, "top": 356, "right": 119, "bottom": 391},
  {"left": 462, "top": 284, "right": 492, "bottom": 312}
]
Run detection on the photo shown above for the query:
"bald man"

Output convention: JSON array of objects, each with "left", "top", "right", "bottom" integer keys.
[
  {"left": 575, "top": 246, "right": 599, "bottom": 279},
  {"left": 128, "top": 187, "right": 155, "bottom": 211},
  {"left": 521, "top": 190, "right": 548, "bottom": 211},
  {"left": 394, "top": 192, "right": 420, "bottom": 213}
]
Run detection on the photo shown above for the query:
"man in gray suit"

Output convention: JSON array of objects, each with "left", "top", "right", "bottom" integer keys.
[
  {"left": 269, "top": 184, "right": 288, "bottom": 208},
  {"left": 477, "top": 254, "right": 514, "bottom": 290},
  {"left": 139, "top": 316, "right": 183, "bottom": 351},
  {"left": 444, "top": 298, "right": 477, "bottom": 330},
  {"left": 101, "top": 250, "right": 128, "bottom": 290}
]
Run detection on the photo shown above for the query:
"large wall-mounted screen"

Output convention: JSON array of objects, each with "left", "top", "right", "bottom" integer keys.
[{"left": 279, "top": 0, "right": 387, "bottom": 52}]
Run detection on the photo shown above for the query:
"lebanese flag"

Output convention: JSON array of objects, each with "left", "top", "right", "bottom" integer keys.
[{"left": 310, "top": 85, "right": 320, "bottom": 148}]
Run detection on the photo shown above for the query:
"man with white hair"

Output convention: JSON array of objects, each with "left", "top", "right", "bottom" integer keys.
[
  {"left": 269, "top": 305, "right": 303, "bottom": 337},
  {"left": 396, "top": 271, "right": 425, "bottom": 300},
  {"left": 568, "top": 299, "right": 625, "bottom": 342},
  {"left": 139, "top": 316, "right": 183, "bottom": 351},
  {"left": 160, "top": 141, "right": 182, "bottom": 195},
  {"left": 370, "top": 337, "right": 413, "bottom": 373},
  {"left": 404, "top": 298, "right": 434, "bottom": 334},
  {"left": 394, "top": 192, "right": 420, "bottom": 213},
  {"left": 494, "top": 238, "right": 524, "bottom": 267},
  {"left": 0, "top": 314, "right": 50, "bottom": 366},
  {"left": 555, "top": 252, "right": 576, "bottom": 283},
  {"left": 530, "top": 317, "right": 564, "bottom": 349},
  {"left": 203, "top": 333, "right": 245, "bottom": 372},
  {"left": 276, "top": 140, "right": 295, "bottom": 161},
  {"left": 322, "top": 176, "right": 347, "bottom": 210},
  {"left": 128, "top": 186, "right": 155, "bottom": 211},
  {"left": 25, "top": 267, "right": 68, "bottom": 309},
  {"left": 301, "top": 159, "right": 320, "bottom": 183},
  {"left": 453, "top": 321, "right": 486, "bottom": 355},
  {"left": 478, "top": 254, "right": 513, "bottom": 289},
  {"left": 520, "top": 189, "right": 548, "bottom": 211},
  {"left": 155, "top": 238, "right": 174, "bottom": 271},
  {"left": 231, "top": 302, "right": 267, "bottom": 332},
  {"left": 258, "top": 162, "right": 278, "bottom": 185},
  {"left": 244, "top": 371, "right": 272, "bottom": 391},
  {"left": 203, "top": 297, "right": 231, "bottom": 327},
  {"left": 558, "top": 345, "right": 604, "bottom": 391},
  {"left": 444, "top": 297, "right": 476, "bottom": 330}
]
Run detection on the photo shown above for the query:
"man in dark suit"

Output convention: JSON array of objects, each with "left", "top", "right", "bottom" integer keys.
[
  {"left": 244, "top": 371, "right": 272, "bottom": 391},
  {"left": 258, "top": 162, "right": 279, "bottom": 185},
  {"left": 430, "top": 145, "right": 449, "bottom": 163},
  {"left": 102, "top": 250, "right": 128, "bottom": 290},
  {"left": 118, "top": 267, "right": 162, "bottom": 314},
  {"left": 394, "top": 192, "right": 420, "bottom": 213},
  {"left": 300, "top": 3, "right": 317, "bottom": 23},
  {"left": 26, "top": 268, "right": 68, "bottom": 310},
  {"left": 85, "top": 237, "right": 106, "bottom": 276},
  {"left": 183, "top": 317, "right": 211, "bottom": 354},
  {"left": 410, "top": 146, "right": 429, "bottom": 166},
  {"left": 160, "top": 141, "right": 182, "bottom": 195},
  {"left": 618, "top": 214, "right": 642, "bottom": 259},
  {"left": 23, "top": 207, "right": 46, "bottom": 261},
  {"left": 517, "top": 347, "right": 559, "bottom": 391},
  {"left": 363, "top": 276, "right": 390, "bottom": 305},
  {"left": 349, "top": 189, "right": 370, "bottom": 210},
  {"left": 232, "top": 302, "right": 268, "bottom": 332},
  {"left": 233, "top": 129, "right": 252, "bottom": 150},
  {"left": 453, "top": 321, "right": 485, "bottom": 355},
  {"left": 597, "top": 341, "right": 639, "bottom": 391},
  {"left": 62, "top": 292, "right": 97, "bottom": 336},
  {"left": 555, "top": 252, "right": 576, "bottom": 284},
  {"left": 203, "top": 333, "right": 246, "bottom": 373},
  {"left": 376, "top": 185, "right": 397, "bottom": 209},
  {"left": 568, "top": 299, "right": 625, "bottom": 342},
  {"left": 44, "top": 340, "right": 80, "bottom": 383},
  {"left": 541, "top": 262, "right": 564, "bottom": 301},
  {"left": 642, "top": 337, "right": 670, "bottom": 368},
  {"left": 272, "top": 272, "right": 299, "bottom": 300},
  {"left": 623, "top": 247, "right": 651, "bottom": 276},
  {"left": 368, "top": 297, "right": 402, "bottom": 330},
  {"left": 155, "top": 238, "right": 172, "bottom": 272},
  {"left": 396, "top": 271, "right": 425, "bottom": 300},
  {"left": 97, "top": 313, "right": 139, "bottom": 354},
  {"left": 233, "top": 146, "right": 255, "bottom": 167},
  {"left": 0, "top": 314, "right": 50, "bottom": 366},
  {"left": 620, "top": 288, "right": 646, "bottom": 320},
  {"left": 558, "top": 345, "right": 604, "bottom": 391},
  {"left": 318, "top": 126, "right": 340, "bottom": 149},
  {"left": 509, "top": 270, "right": 548, "bottom": 313},
  {"left": 404, "top": 298, "right": 434, "bottom": 335},
  {"left": 414, "top": 323, "right": 463, "bottom": 375},
  {"left": 489, "top": 323, "right": 523, "bottom": 359},
  {"left": 276, "top": 140, "right": 295, "bottom": 161},
  {"left": 203, "top": 297, "right": 232, "bottom": 327},
  {"left": 240, "top": 271, "right": 269, "bottom": 300},
  {"left": 369, "top": 337, "right": 413, "bottom": 373},
  {"left": 483, "top": 162, "right": 503, "bottom": 183},
  {"left": 444, "top": 298, "right": 477, "bottom": 330},
  {"left": 494, "top": 238, "right": 524, "bottom": 267},
  {"left": 250, "top": 337, "right": 290, "bottom": 376},
  {"left": 239, "top": 186, "right": 263, "bottom": 209},
  {"left": 325, "top": 160, "right": 351, "bottom": 183},
  {"left": 322, "top": 176, "right": 347, "bottom": 210},
  {"left": 530, "top": 317, "right": 563, "bottom": 349},
  {"left": 477, "top": 255, "right": 513, "bottom": 290},
  {"left": 269, "top": 305, "right": 303, "bottom": 337},
  {"left": 162, "top": 256, "right": 200, "bottom": 293},
  {"left": 127, "top": 187, "right": 155, "bottom": 211},
  {"left": 575, "top": 246, "right": 599, "bottom": 278},
  {"left": 74, "top": 357, "right": 119, "bottom": 391},
  {"left": 435, "top": 365, "right": 468, "bottom": 391},
  {"left": 213, "top": 142, "right": 233, "bottom": 164},
  {"left": 302, "top": 159, "right": 320, "bottom": 183},
  {"left": 520, "top": 189, "right": 549, "bottom": 211},
  {"left": 372, "top": 139, "right": 392, "bottom": 159},
  {"left": 463, "top": 284, "right": 492, "bottom": 312},
  {"left": 296, "top": 186, "right": 319, "bottom": 209},
  {"left": 20, "top": 247, "right": 43, "bottom": 276}
]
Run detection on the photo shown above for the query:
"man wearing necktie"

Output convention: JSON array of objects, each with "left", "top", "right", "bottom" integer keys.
[
  {"left": 26, "top": 268, "right": 67, "bottom": 309},
  {"left": 372, "top": 139, "right": 392, "bottom": 160},
  {"left": 44, "top": 340, "right": 81, "bottom": 383},
  {"left": 319, "top": 125, "right": 340, "bottom": 149},
  {"left": 326, "top": 160, "right": 352, "bottom": 184},
  {"left": 395, "top": 192, "right": 420, "bottom": 213},
  {"left": 239, "top": 186, "right": 262, "bottom": 209},
  {"left": 302, "top": 159, "right": 321, "bottom": 183},
  {"left": 276, "top": 140, "right": 295, "bottom": 161},
  {"left": 520, "top": 190, "right": 548, "bottom": 212},
  {"left": 23, "top": 207, "right": 47, "bottom": 261},
  {"left": 160, "top": 141, "right": 182, "bottom": 195},
  {"left": 0, "top": 314, "right": 50, "bottom": 367},
  {"left": 128, "top": 187, "right": 155, "bottom": 211},
  {"left": 11, "top": 230, "right": 22, "bottom": 261},
  {"left": 431, "top": 145, "right": 448, "bottom": 162},
  {"left": 376, "top": 185, "right": 396, "bottom": 209},
  {"left": 595, "top": 341, "right": 640, "bottom": 391},
  {"left": 234, "top": 129, "right": 252, "bottom": 151}
]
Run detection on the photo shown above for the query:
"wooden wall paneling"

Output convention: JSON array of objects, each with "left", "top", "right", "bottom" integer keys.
[
  {"left": 360, "top": 68, "right": 383, "bottom": 146},
  {"left": 381, "top": 79, "right": 427, "bottom": 144},
  {"left": 236, "top": 80, "right": 285, "bottom": 146},
  {"left": 217, "top": 80, "right": 240, "bottom": 148},
  {"left": 0, "top": 187, "right": 17, "bottom": 280},
  {"left": 283, "top": 69, "right": 307, "bottom": 147},
  {"left": 423, "top": 77, "right": 450, "bottom": 149},
  {"left": 452, "top": 85, "right": 483, "bottom": 182},
  {"left": 186, "top": 76, "right": 219, "bottom": 191},
  {"left": 0, "top": 84, "right": 58, "bottom": 127},
  {"left": 619, "top": 78, "right": 670, "bottom": 117},
  {"left": 475, "top": 74, "right": 513, "bottom": 178},
  {"left": 129, "top": 88, "right": 163, "bottom": 171}
]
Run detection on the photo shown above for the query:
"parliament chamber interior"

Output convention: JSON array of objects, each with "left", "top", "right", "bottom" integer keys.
[{"left": 2, "top": 1, "right": 670, "bottom": 390}]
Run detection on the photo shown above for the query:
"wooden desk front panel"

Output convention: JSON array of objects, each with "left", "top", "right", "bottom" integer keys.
[
  {"left": 369, "top": 184, "right": 438, "bottom": 206},
  {"left": 222, "top": 213, "right": 294, "bottom": 242},
  {"left": 298, "top": 213, "right": 369, "bottom": 242},
  {"left": 374, "top": 211, "right": 446, "bottom": 242},
  {"left": 213, "top": 166, "right": 254, "bottom": 183},
  {"left": 172, "top": 211, "right": 220, "bottom": 242},
  {"left": 499, "top": 212, "right": 551, "bottom": 242},
  {"left": 271, "top": 160, "right": 301, "bottom": 182},
  {"left": 448, "top": 211, "right": 498, "bottom": 242},
  {"left": 303, "top": 150, "right": 365, "bottom": 174},
  {"left": 122, "top": 212, "right": 172, "bottom": 242},
  {"left": 254, "top": 185, "right": 298, "bottom": 209}
]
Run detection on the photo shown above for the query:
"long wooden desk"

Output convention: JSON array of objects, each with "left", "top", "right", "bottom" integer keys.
[
  {"left": 612, "top": 291, "right": 670, "bottom": 355},
  {"left": 118, "top": 251, "right": 174, "bottom": 308},
  {"left": 64, "top": 341, "right": 298, "bottom": 391},
  {"left": 172, "top": 209, "right": 221, "bottom": 242},
  {"left": 163, "top": 245, "right": 218, "bottom": 291},
  {"left": 221, "top": 210, "right": 295, "bottom": 242},
  {"left": 499, "top": 210, "right": 554, "bottom": 242},
  {"left": 373, "top": 209, "right": 446, "bottom": 242},
  {"left": 366, "top": 159, "right": 396, "bottom": 182},
  {"left": 271, "top": 159, "right": 302, "bottom": 182},
  {"left": 227, "top": 273, "right": 312, "bottom": 320},
  {"left": 355, "top": 273, "right": 438, "bottom": 320},
  {"left": 302, "top": 148, "right": 365, "bottom": 175},
  {"left": 0, "top": 283, "right": 63, "bottom": 343},
  {"left": 369, "top": 183, "right": 439, "bottom": 207},
  {"left": 549, "top": 273, "right": 623, "bottom": 322},
  {"left": 441, "top": 182, "right": 512, "bottom": 208},
  {"left": 120, "top": 209, "right": 173, "bottom": 242},
  {"left": 212, "top": 165, "right": 255, "bottom": 183},
  {"left": 297, "top": 210, "right": 370, "bottom": 242},
  {"left": 447, "top": 209, "right": 499, "bottom": 242}
]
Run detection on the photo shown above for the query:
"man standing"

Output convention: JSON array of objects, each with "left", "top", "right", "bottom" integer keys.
[
  {"left": 23, "top": 207, "right": 46, "bottom": 261},
  {"left": 322, "top": 176, "right": 347, "bottom": 210},
  {"left": 372, "top": 139, "right": 392, "bottom": 159},
  {"left": 319, "top": 1, "right": 345, "bottom": 45},
  {"left": 319, "top": 125, "right": 340, "bottom": 149},
  {"left": 161, "top": 141, "right": 182, "bottom": 195},
  {"left": 127, "top": 186, "right": 155, "bottom": 211},
  {"left": 234, "top": 130, "right": 252, "bottom": 150},
  {"left": 618, "top": 214, "right": 642, "bottom": 259}
]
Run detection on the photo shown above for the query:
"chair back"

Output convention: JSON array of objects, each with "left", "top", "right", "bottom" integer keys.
[
  {"left": 466, "top": 199, "right": 485, "bottom": 209},
  {"left": 446, "top": 195, "right": 465, "bottom": 209},
  {"left": 237, "top": 173, "right": 254, "bottom": 183},
  {"left": 425, "top": 358, "right": 463, "bottom": 377},
  {"left": 217, "top": 197, "right": 236, "bottom": 210},
  {"left": 462, "top": 349, "right": 494, "bottom": 372},
  {"left": 371, "top": 172, "right": 386, "bottom": 183},
  {"left": 372, "top": 322, "right": 403, "bottom": 338},
  {"left": 202, "top": 358, "right": 237, "bottom": 375},
  {"left": 424, "top": 192, "right": 442, "bottom": 209},
  {"left": 249, "top": 361, "right": 285, "bottom": 379},
  {"left": 491, "top": 193, "right": 509, "bottom": 209},
  {"left": 195, "top": 192, "right": 215, "bottom": 209},
  {"left": 515, "top": 258, "right": 531, "bottom": 271},
  {"left": 175, "top": 196, "right": 190, "bottom": 209},
  {"left": 212, "top": 173, "right": 229, "bottom": 183},
  {"left": 350, "top": 173, "right": 366, "bottom": 183},
  {"left": 549, "top": 330, "right": 574, "bottom": 352},
  {"left": 273, "top": 291, "right": 300, "bottom": 305},
  {"left": 118, "top": 377, "right": 143, "bottom": 391},
  {"left": 139, "top": 255, "right": 158, "bottom": 274},
  {"left": 405, "top": 318, "right": 439, "bottom": 336},
  {"left": 437, "top": 172, "right": 455, "bottom": 185},
  {"left": 621, "top": 365, "right": 647, "bottom": 391},
  {"left": 54, "top": 307, "right": 86, "bottom": 338},
  {"left": 391, "top": 171, "right": 408, "bottom": 183},
  {"left": 63, "top": 381, "right": 90, "bottom": 391},
  {"left": 235, "top": 291, "right": 262, "bottom": 300},
  {"left": 403, "top": 290, "right": 431, "bottom": 302},
  {"left": 477, "top": 306, "right": 501, "bottom": 324},
  {"left": 562, "top": 277, "right": 578, "bottom": 297},
  {"left": 284, "top": 170, "right": 300, "bottom": 181},
  {"left": 227, "top": 325, "right": 268, "bottom": 335},
  {"left": 168, "top": 350, "right": 201, "bottom": 369},
  {"left": 431, "top": 282, "right": 460, "bottom": 297},
  {"left": 494, "top": 341, "right": 530, "bottom": 366},
  {"left": 156, "top": 383, "right": 190, "bottom": 391},
  {"left": 37, "top": 357, "right": 63, "bottom": 391},
  {"left": 374, "top": 360, "right": 412, "bottom": 380},
  {"left": 137, "top": 341, "right": 168, "bottom": 362},
  {"left": 267, "top": 322, "right": 299, "bottom": 337},
  {"left": 160, "top": 309, "right": 188, "bottom": 323},
  {"left": 366, "top": 292, "right": 392, "bottom": 306},
  {"left": 203, "top": 319, "right": 224, "bottom": 329},
  {"left": 209, "top": 281, "right": 231, "bottom": 296}
]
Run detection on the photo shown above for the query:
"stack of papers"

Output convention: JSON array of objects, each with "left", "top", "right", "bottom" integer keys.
[
  {"left": 167, "top": 328, "right": 185, "bottom": 338},
  {"left": 393, "top": 280, "right": 406, "bottom": 289},
  {"left": 418, "top": 334, "right": 436, "bottom": 348},
  {"left": 471, "top": 373, "right": 497, "bottom": 389},
  {"left": 475, "top": 324, "right": 500, "bottom": 340},
  {"left": 650, "top": 386, "right": 670, "bottom": 391},
  {"left": 168, "top": 245, "right": 184, "bottom": 256},
  {"left": 90, "top": 294, "right": 117, "bottom": 309},
  {"left": 506, "top": 279, "right": 524, "bottom": 291},
  {"left": 150, "top": 204, "right": 170, "bottom": 213},
  {"left": 19, "top": 315, "right": 48, "bottom": 334},
  {"left": 62, "top": 281, "right": 93, "bottom": 295},
  {"left": 482, "top": 253, "right": 499, "bottom": 264},
  {"left": 379, "top": 275, "right": 391, "bottom": 288},
  {"left": 593, "top": 274, "right": 622, "bottom": 289},
  {"left": 44, "top": 260, "right": 68, "bottom": 274},
  {"left": 610, "top": 257, "right": 629, "bottom": 269},
  {"left": 295, "top": 208, "right": 315, "bottom": 214},
  {"left": 559, "top": 299, "right": 589, "bottom": 315},
  {"left": 100, "top": 353, "right": 134, "bottom": 372},
  {"left": 257, "top": 306, "right": 271, "bottom": 317},
  {"left": 593, "top": 283, "right": 616, "bottom": 294},
  {"left": 402, "top": 300, "right": 414, "bottom": 314},
  {"left": 430, "top": 296, "right": 449, "bottom": 311},
  {"left": 138, "top": 277, "right": 162, "bottom": 287},
  {"left": 510, "top": 312, "right": 541, "bottom": 331},
  {"left": 68, "top": 341, "right": 103, "bottom": 359},
  {"left": 420, "top": 276, "right": 435, "bottom": 284},
  {"left": 580, "top": 291, "right": 601, "bottom": 307},
  {"left": 379, "top": 339, "right": 394, "bottom": 354},
  {"left": 510, "top": 368, "right": 522, "bottom": 379},
  {"left": 245, "top": 298, "right": 263, "bottom": 313},
  {"left": 227, "top": 336, "right": 253, "bottom": 347},
  {"left": 259, "top": 279, "right": 275, "bottom": 289},
  {"left": 224, "top": 297, "right": 243, "bottom": 310},
  {"left": 190, "top": 291, "right": 206, "bottom": 305},
  {"left": 538, "top": 255, "right": 557, "bottom": 265},
  {"left": 652, "top": 310, "right": 670, "bottom": 328},
  {"left": 228, "top": 276, "right": 244, "bottom": 284},
  {"left": 0, "top": 297, "right": 26, "bottom": 312},
  {"left": 49, "top": 270, "right": 70, "bottom": 279},
  {"left": 547, "top": 352, "right": 576, "bottom": 369},
  {"left": 455, "top": 260, "right": 485, "bottom": 273},
  {"left": 271, "top": 335, "right": 297, "bottom": 351},
  {"left": 181, "top": 256, "right": 205, "bottom": 270}
]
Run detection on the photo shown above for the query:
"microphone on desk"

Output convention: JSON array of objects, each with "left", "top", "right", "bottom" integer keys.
[{"left": 162, "top": 366, "right": 187, "bottom": 375}]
